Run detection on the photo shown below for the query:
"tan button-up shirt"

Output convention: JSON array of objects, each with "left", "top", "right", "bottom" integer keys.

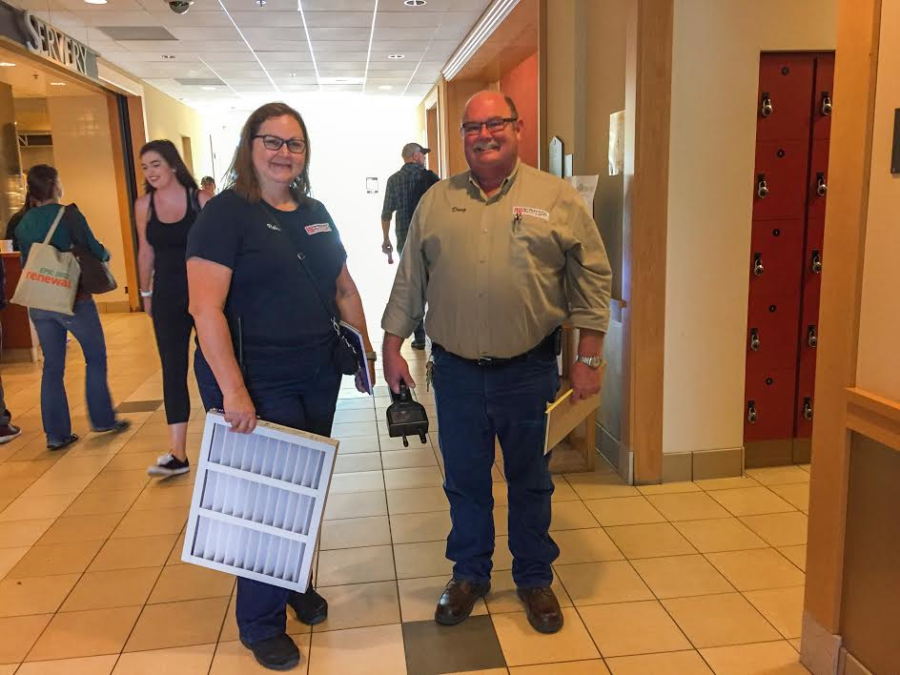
[{"left": 381, "top": 161, "right": 612, "bottom": 360}]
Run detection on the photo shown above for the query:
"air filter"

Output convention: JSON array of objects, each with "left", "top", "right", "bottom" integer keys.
[{"left": 182, "top": 411, "right": 338, "bottom": 592}]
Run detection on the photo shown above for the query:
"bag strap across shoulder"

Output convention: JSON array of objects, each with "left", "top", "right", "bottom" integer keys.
[{"left": 42, "top": 205, "right": 67, "bottom": 245}]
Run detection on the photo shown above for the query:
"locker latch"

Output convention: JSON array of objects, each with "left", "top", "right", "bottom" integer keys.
[
  {"left": 810, "top": 250, "right": 823, "bottom": 274},
  {"left": 807, "top": 325, "right": 818, "bottom": 348},
  {"left": 757, "top": 174, "right": 769, "bottom": 199},
  {"left": 820, "top": 91, "right": 832, "bottom": 116},
  {"left": 816, "top": 173, "right": 827, "bottom": 197},
  {"left": 760, "top": 92, "right": 774, "bottom": 118},
  {"left": 747, "top": 401, "right": 758, "bottom": 424},
  {"left": 749, "top": 328, "right": 761, "bottom": 352},
  {"left": 752, "top": 253, "right": 764, "bottom": 277},
  {"left": 803, "top": 397, "right": 814, "bottom": 421}
]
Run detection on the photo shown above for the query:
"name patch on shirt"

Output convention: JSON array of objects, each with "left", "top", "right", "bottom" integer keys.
[
  {"left": 513, "top": 206, "right": 550, "bottom": 221},
  {"left": 305, "top": 223, "right": 332, "bottom": 235}
]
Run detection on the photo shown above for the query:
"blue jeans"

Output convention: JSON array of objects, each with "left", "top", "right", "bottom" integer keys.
[
  {"left": 432, "top": 345, "right": 560, "bottom": 588},
  {"left": 195, "top": 343, "right": 341, "bottom": 645},
  {"left": 29, "top": 299, "right": 116, "bottom": 444}
]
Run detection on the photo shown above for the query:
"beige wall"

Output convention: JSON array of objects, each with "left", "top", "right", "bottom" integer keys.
[
  {"left": 664, "top": 0, "right": 837, "bottom": 455},
  {"left": 47, "top": 95, "right": 128, "bottom": 304},
  {"left": 855, "top": 0, "right": 900, "bottom": 403},
  {"left": 141, "top": 84, "right": 213, "bottom": 182}
]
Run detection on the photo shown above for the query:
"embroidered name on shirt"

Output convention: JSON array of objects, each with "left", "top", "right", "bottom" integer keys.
[
  {"left": 452, "top": 207, "right": 467, "bottom": 213},
  {"left": 266, "top": 222, "right": 281, "bottom": 232},
  {"left": 513, "top": 206, "right": 550, "bottom": 221},
  {"left": 305, "top": 223, "right": 332, "bottom": 235}
]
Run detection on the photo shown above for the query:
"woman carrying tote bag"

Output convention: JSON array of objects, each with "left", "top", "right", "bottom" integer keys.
[{"left": 14, "top": 165, "right": 130, "bottom": 450}]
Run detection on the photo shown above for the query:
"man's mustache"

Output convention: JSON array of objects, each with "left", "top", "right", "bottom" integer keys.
[{"left": 473, "top": 141, "right": 501, "bottom": 152}]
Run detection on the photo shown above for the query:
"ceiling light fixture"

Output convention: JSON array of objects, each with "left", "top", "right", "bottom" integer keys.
[
  {"left": 84, "top": 0, "right": 108, "bottom": 4},
  {"left": 404, "top": 0, "right": 426, "bottom": 5},
  {"left": 256, "top": 0, "right": 265, "bottom": 5},
  {"left": 387, "top": 54, "right": 405, "bottom": 59},
  {"left": 0, "top": 62, "right": 15, "bottom": 67},
  {"left": 50, "top": 82, "right": 67, "bottom": 86},
  {"left": 378, "top": 85, "right": 392, "bottom": 90},
  {"left": 443, "top": 0, "right": 520, "bottom": 81}
]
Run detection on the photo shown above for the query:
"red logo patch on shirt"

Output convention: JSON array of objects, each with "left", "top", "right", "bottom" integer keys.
[{"left": 305, "top": 223, "right": 332, "bottom": 235}]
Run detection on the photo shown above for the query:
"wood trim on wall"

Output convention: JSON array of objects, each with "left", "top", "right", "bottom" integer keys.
[
  {"left": 845, "top": 387, "right": 900, "bottom": 454},
  {"left": 621, "top": 0, "right": 673, "bottom": 484},
  {"left": 537, "top": 0, "right": 547, "bottom": 171},
  {"left": 106, "top": 94, "right": 140, "bottom": 312},
  {"left": 804, "top": 0, "right": 882, "bottom": 639}
]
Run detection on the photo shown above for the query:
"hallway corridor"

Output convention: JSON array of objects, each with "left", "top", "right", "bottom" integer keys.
[{"left": 0, "top": 315, "right": 810, "bottom": 674}]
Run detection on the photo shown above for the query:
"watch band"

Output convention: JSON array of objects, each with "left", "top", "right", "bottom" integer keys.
[
  {"left": 365, "top": 351, "right": 378, "bottom": 362},
  {"left": 575, "top": 354, "right": 604, "bottom": 369}
]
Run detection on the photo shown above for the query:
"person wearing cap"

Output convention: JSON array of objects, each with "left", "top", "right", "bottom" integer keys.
[
  {"left": 381, "top": 91, "right": 612, "bottom": 635},
  {"left": 380, "top": 142, "right": 440, "bottom": 349}
]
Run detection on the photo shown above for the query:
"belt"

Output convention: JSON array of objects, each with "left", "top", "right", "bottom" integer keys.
[{"left": 434, "top": 328, "right": 561, "bottom": 367}]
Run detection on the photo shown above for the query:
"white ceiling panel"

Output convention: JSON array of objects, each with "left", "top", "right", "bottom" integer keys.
[
  {"left": 307, "top": 27, "right": 373, "bottom": 41},
  {"left": 297, "top": 0, "right": 377, "bottom": 10},
  {"left": 229, "top": 11, "right": 306, "bottom": 27},
  {"left": 303, "top": 11, "right": 374, "bottom": 28}
]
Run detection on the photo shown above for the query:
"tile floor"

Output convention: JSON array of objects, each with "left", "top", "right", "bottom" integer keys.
[{"left": 0, "top": 314, "right": 812, "bottom": 674}]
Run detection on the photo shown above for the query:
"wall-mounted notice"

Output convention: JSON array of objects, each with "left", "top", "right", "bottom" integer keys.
[
  {"left": 366, "top": 177, "right": 378, "bottom": 194},
  {"left": 565, "top": 175, "right": 600, "bottom": 216}
]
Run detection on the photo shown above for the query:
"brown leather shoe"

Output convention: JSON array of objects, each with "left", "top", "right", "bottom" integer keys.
[
  {"left": 517, "top": 586, "right": 564, "bottom": 634},
  {"left": 434, "top": 578, "right": 491, "bottom": 626}
]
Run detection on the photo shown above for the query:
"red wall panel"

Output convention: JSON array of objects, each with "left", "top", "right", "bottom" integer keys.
[{"left": 500, "top": 52, "right": 539, "bottom": 169}]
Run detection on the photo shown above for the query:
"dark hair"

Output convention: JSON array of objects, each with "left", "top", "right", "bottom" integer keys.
[
  {"left": 25, "top": 164, "right": 60, "bottom": 210},
  {"left": 200, "top": 176, "right": 215, "bottom": 186},
  {"left": 226, "top": 102, "right": 311, "bottom": 203},
  {"left": 139, "top": 139, "right": 198, "bottom": 194}
]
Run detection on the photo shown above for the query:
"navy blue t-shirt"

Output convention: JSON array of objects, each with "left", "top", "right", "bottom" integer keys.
[{"left": 186, "top": 189, "right": 347, "bottom": 349}]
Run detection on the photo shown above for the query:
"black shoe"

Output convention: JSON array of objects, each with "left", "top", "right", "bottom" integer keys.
[
  {"left": 47, "top": 433, "right": 78, "bottom": 451},
  {"left": 411, "top": 340, "right": 427, "bottom": 351},
  {"left": 517, "top": 586, "right": 564, "bottom": 634},
  {"left": 0, "top": 423, "right": 21, "bottom": 444},
  {"left": 240, "top": 633, "right": 300, "bottom": 671},
  {"left": 147, "top": 453, "right": 191, "bottom": 477},
  {"left": 288, "top": 588, "right": 328, "bottom": 625},
  {"left": 93, "top": 419, "right": 131, "bottom": 434},
  {"left": 435, "top": 578, "right": 491, "bottom": 626}
]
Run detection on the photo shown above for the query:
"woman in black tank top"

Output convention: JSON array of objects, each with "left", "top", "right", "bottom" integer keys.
[{"left": 135, "top": 140, "right": 210, "bottom": 478}]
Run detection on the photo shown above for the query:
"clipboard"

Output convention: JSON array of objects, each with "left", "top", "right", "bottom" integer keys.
[
  {"left": 543, "top": 387, "right": 602, "bottom": 454},
  {"left": 339, "top": 321, "right": 373, "bottom": 395}
]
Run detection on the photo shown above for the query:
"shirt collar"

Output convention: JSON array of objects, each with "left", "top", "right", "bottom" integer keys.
[{"left": 468, "top": 159, "right": 521, "bottom": 202}]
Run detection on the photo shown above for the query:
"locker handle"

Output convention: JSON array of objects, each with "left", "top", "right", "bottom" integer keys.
[
  {"left": 747, "top": 401, "right": 758, "bottom": 424},
  {"left": 753, "top": 253, "right": 764, "bottom": 277},
  {"left": 757, "top": 174, "right": 769, "bottom": 199},
  {"left": 810, "top": 250, "right": 823, "bottom": 274},
  {"left": 803, "top": 397, "right": 813, "bottom": 421},
  {"left": 820, "top": 92, "right": 832, "bottom": 116},
  {"left": 749, "top": 328, "right": 760, "bottom": 352},
  {"left": 816, "top": 173, "right": 827, "bottom": 197},
  {"left": 760, "top": 93, "right": 774, "bottom": 118},
  {"left": 808, "top": 325, "right": 818, "bottom": 348}
]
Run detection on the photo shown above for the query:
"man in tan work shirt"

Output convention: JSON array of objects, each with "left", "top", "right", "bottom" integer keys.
[{"left": 382, "top": 91, "right": 612, "bottom": 635}]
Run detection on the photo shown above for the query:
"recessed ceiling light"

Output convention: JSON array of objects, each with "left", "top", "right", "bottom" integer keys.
[
  {"left": 0, "top": 62, "right": 15, "bottom": 67},
  {"left": 84, "top": 0, "right": 108, "bottom": 4},
  {"left": 50, "top": 82, "right": 67, "bottom": 86},
  {"left": 201, "top": 86, "right": 216, "bottom": 90},
  {"left": 378, "top": 85, "right": 393, "bottom": 90},
  {"left": 387, "top": 54, "right": 405, "bottom": 60},
  {"left": 404, "top": 0, "right": 426, "bottom": 5},
  {"left": 256, "top": 0, "right": 265, "bottom": 5}
]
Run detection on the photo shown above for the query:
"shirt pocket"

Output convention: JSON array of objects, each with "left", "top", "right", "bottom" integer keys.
[{"left": 510, "top": 215, "right": 564, "bottom": 271}]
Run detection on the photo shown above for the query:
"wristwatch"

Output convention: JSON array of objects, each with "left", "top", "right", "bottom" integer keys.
[
  {"left": 575, "top": 354, "right": 604, "bottom": 369},
  {"left": 366, "top": 351, "right": 378, "bottom": 363}
]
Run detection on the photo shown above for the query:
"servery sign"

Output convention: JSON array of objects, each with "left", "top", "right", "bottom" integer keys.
[{"left": 23, "top": 11, "right": 90, "bottom": 76}]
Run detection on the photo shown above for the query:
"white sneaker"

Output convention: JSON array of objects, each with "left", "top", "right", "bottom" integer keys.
[{"left": 147, "top": 452, "right": 191, "bottom": 477}]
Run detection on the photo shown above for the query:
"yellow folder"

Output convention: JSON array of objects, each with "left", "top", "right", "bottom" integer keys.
[{"left": 544, "top": 388, "right": 602, "bottom": 454}]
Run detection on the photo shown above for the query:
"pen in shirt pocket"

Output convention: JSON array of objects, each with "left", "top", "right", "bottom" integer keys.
[{"left": 512, "top": 210, "right": 522, "bottom": 232}]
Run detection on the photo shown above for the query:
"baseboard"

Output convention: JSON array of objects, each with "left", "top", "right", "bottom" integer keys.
[
  {"left": 746, "top": 439, "right": 794, "bottom": 467},
  {"left": 839, "top": 649, "right": 875, "bottom": 675},
  {"left": 661, "top": 447, "right": 743, "bottom": 482},
  {"left": 0, "top": 347, "right": 38, "bottom": 363},
  {"left": 95, "top": 300, "right": 131, "bottom": 314},
  {"left": 596, "top": 423, "right": 633, "bottom": 484},
  {"left": 801, "top": 610, "right": 842, "bottom": 675}
]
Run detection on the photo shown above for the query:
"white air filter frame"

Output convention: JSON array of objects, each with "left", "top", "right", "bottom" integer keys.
[{"left": 182, "top": 411, "right": 338, "bottom": 593}]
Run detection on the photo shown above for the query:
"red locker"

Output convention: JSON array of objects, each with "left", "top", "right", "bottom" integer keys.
[
  {"left": 753, "top": 140, "right": 809, "bottom": 220},
  {"left": 795, "top": 298, "right": 820, "bottom": 439},
  {"left": 745, "top": 368, "right": 797, "bottom": 441},
  {"left": 756, "top": 54, "right": 815, "bottom": 142},
  {"left": 808, "top": 138, "right": 831, "bottom": 221},
  {"left": 813, "top": 54, "right": 835, "bottom": 140},
  {"left": 746, "top": 294, "right": 802, "bottom": 372},
  {"left": 748, "top": 220, "right": 804, "bottom": 296}
]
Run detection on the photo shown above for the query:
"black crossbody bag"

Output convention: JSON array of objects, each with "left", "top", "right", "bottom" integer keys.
[{"left": 260, "top": 205, "right": 360, "bottom": 376}]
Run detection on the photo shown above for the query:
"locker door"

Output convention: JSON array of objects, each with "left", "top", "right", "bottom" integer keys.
[
  {"left": 813, "top": 53, "right": 835, "bottom": 140},
  {"left": 753, "top": 140, "right": 809, "bottom": 220},
  {"left": 757, "top": 54, "right": 815, "bottom": 142},
  {"left": 802, "top": 219, "right": 826, "bottom": 298},
  {"left": 745, "top": 368, "right": 797, "bottom": 441},
  {"left": 749, "top": 219, "right": 804, "bottom": 297},
  {"left": 807, "top": 138, "right": 831, "bottom": 221},
  {"left": 746, "top": 294, "right": 802, "bottom": 373},
  {"left": 795, "top": 297, "right": 820, "bottom": 439}
]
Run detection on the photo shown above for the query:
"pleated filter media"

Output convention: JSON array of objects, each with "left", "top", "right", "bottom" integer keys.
[{"left": 182, "top": 411, "right": 338, "bottom": 593}]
